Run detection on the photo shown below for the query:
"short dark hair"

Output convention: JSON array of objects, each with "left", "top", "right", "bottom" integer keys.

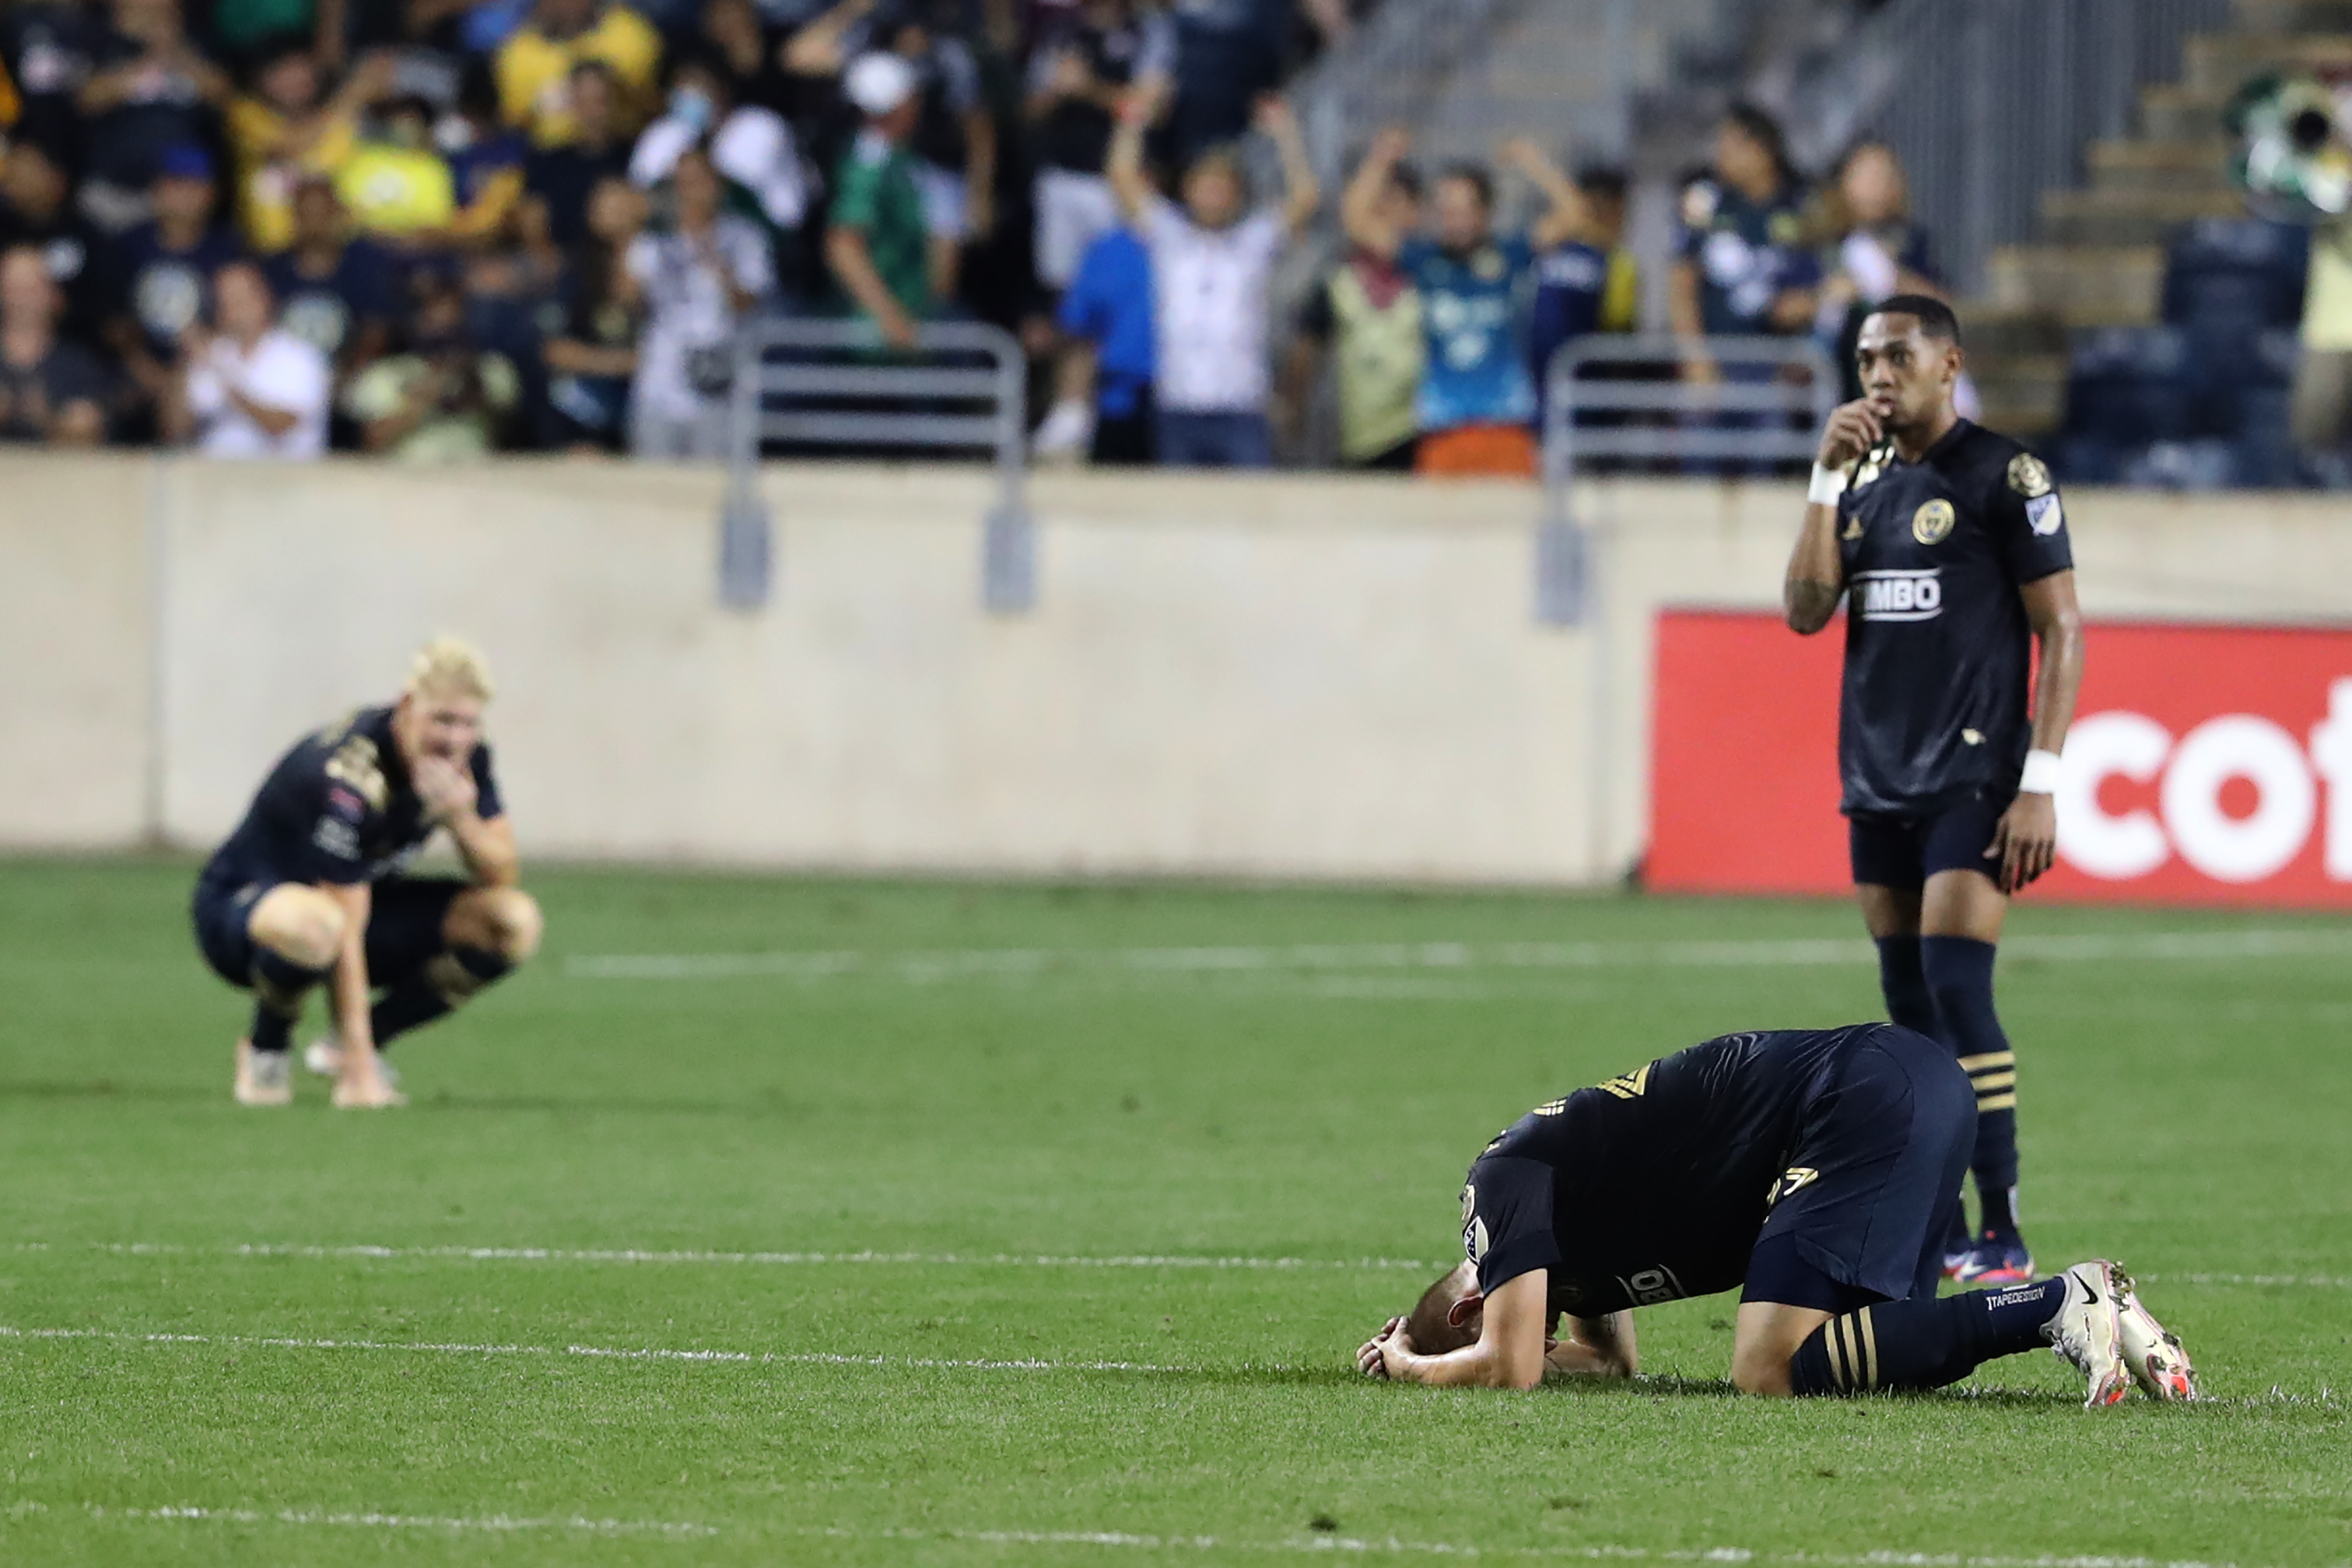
[
  {"left": 1724, "top": 101, "right": 1795, "bottom": 184},
  {"left": 1575, "top": 165, "right": 1628, "bottom": 205},
  {"left": 1436, "top": 162, "right": 1494, "bottom": 212},
  {"left": 1870, "top": 292, "right": 1962, "bottom": 347},
  {"left": 1388, "top": 160, "right": 1424, "bottom": 200}
]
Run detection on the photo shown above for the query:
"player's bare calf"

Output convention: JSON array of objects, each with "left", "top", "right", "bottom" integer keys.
[
  {"left": 191, "top": 637, "right": 539, "bottom": 1108},
  {"left": 1357, "top": 1023, "right": 2197, "bottom": 1407}
]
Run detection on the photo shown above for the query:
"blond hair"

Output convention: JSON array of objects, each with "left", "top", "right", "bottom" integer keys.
[{"left": 405, "top": 635, "right": 495, "bottom": 702}]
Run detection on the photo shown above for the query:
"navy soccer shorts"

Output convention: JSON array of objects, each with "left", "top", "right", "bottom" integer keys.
[
  {"left": 1742, "top": 1025, "right": 1976, "bottom": 1311},
  {"left": 1846, "top": 790, "right": 2011, "bottom": 890},
  {"left": 192, "top": 874, "right": 470, "bottom": 989}
]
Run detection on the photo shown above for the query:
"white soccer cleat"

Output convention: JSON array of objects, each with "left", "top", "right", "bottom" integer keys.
[
  {"left": 2043, "top": 1260, "right": 2132, "bottom": 1409},
  {"left": 305, "top": 1037, "right": 399, "bottom": 1091},
  {"left": 233, "top": 1040, "right": 292, "bottom": 1107},
  {"left": 2113, "top": 1266, "right": 2199, "bottom": 1402}
]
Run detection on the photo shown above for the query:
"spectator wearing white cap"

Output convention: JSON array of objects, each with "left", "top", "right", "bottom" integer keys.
[
  {"left": 826, "top": 51, "right": 930, "bottom": 350},
  {"left": 1106, "top": 85, "right": 1319, "bottom": 468}
]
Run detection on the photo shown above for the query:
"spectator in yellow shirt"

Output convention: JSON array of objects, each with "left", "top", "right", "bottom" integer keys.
[
  {"left": 335, "top": 95, "right": 456, "bottom": 241},
  {"left": 223, "top": 47, "right": 391, "bottom": 252},
  {"left": 495, "top": 0, "right": 662, "bottom": 150}
]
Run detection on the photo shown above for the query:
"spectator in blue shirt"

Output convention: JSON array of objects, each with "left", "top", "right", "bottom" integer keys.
[
  {"left": 263, "top": 176, "right": 394, "bottom": 395},
  {"left": 1669, "top": 103, "right": 1818, "bottom": 382},
  {"left": 1033, "top": 220, "right": 1155, "bottom": 465},
  {"left": 96, "top": 142, "right": 245, "bottom": 440},
  {"left": 1668, "top": 104, "right": 1817, "bottom": 475},
  {"left": 1526, "top": 164, "right": 1638, "bottom": 430},
  {"left": 1341, "top": 126, "right": 1583, "bottom": 477}
]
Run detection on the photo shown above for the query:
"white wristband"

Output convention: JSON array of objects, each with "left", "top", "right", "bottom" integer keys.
[
  {"left": 1807, "top": 463, "right": 1848, "bottom": 506},
  {"left": 2019, "top": 749, "right": 2063, "bottom": 795}
]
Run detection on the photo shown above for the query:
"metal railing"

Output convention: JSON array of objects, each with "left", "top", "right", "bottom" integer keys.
[
  {"left": 1535, "top": 332, "right": 1835, "bottom": 877},
  {"left": 1540, "top": 332, "right": 1837, "bottom": 493},
  {"left": 717, "top": 318, "right": 1034, "bottom": 613}
]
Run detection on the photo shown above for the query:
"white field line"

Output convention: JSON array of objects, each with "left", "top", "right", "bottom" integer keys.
[
  {"left": 17, "top": 1242, "right": 2352, "bottom": 1291},
  {"left": 38, "top": 1501, "right": 714, "bottom": 1537},
  {"left": 2133, "top": 1271, "right": 2352, "bottom": 1290},
  {"left": 0, "top": 1323, "right": 2336, "bottom": 1410},
  {"left": 808, "top": 1527, "right": 2264, "bottom": 1568},
  {"left": 562, "top": 928, "right": 2352, "bottom": 983},
  {"left": 0, "top": 1323, "right": 1186, "bottom": 1374},
  {"left": 9, "top": 1505, "right": 2272, "bottom": 1567},
  {"left": 13, "top": 1240, "right": 1442, "bottom": 1272}
]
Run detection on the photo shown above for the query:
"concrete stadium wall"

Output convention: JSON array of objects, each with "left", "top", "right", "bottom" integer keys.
[{"left": 4, "top": 451, "right": 2350, "bottom": 882}]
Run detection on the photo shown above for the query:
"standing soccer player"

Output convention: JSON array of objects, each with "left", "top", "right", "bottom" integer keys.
[
  {"left": 191, "top": 637, "right": 543, "bottom": 1109},
  {"left": 1784, "top": 296, "right": 2084, "bottom": 1284}
]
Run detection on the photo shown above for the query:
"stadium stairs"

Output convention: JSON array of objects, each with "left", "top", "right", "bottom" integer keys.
[{"left": 1973, "top": 0, "right": 2350, "bottom": 484}]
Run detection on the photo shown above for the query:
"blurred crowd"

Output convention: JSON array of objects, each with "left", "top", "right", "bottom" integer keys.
[
  {"left": 0, "top": 0, "right": 1351, "bottom": 458},
  {"left": 1039, "top": 99, "right": 1952, "bottom": 476},
  {"left": 0, "top": 0, "right": 1941, "bottom": 475}
]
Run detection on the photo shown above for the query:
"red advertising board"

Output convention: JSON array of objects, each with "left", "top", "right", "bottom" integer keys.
[{"left": 1647, "top": 609, "right": 2352, "bottom": 907}]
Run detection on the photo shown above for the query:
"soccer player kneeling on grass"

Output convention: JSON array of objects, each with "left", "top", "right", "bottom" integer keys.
[
  {"left": 191, "top": 637, "right": 541, "bottom": 1109},
  {"left": 1356, "top": 1025, "right": 2196, "bottom": 1406}
]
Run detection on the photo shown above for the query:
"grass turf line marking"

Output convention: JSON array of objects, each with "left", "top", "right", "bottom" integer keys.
[
  {"left": 26, "top": 1243, "right": 2352, "bottom": 1290},
  {"left": 20, "top": 1240, "right": 1443, "bottom": 1272},
  {"left": 0, "top": 1323, "right": 1186, "bottom": 1374},
  {"left": 64, "top": 1502, "right": 715, "bottom": 1537},
  {"left": 811, "top": 1526, "right": 2255, "bottom": 1566},
  {"left": 0, "top": 1326, "right": 2333, "bottom": 1406},
  {"left": 564, "top": 927, "right": 2352, "bottom": 983},
  {"left": 22, "top": 1509, "right": 2263, "bottom": 1566}
]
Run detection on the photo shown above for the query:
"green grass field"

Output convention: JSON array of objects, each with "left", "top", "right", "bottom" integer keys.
[{"left": 1, "top": 857, "right": 2347, "bottom": 1566}]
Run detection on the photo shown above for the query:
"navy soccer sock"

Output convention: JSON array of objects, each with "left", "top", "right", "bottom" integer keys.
[
  {"left": 1921, "top": 935, "right": 2020, "bottom": 1236},
  {"left": 1787, "top": 1277, "right": 2068, "bottom": 1395},
  {"left": 370, "top": 946, "right": 512, "bottom": 1049},
  {"left": 249, "top": 949, "right": 330, "bottom": 1054},
  {"left": 1873, "top": 935, "right": 1938, "bottom": 1037}
]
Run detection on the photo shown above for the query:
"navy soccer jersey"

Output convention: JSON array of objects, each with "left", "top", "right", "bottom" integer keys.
[
  {"left": 201, "top": 706, "right": 504, "bottom": 891},
  {"left": 1464, "top": 1025, "right": 1904, "bottom": 1317},
  {"left": 264, "top": 241, "right": 394, "bottom": 365},
  {"left": 1831, "top": 420, "right": 2073, "bottom": 815},
  {"left": 100, "top": 222, "right": 245, "bottom": 359}
]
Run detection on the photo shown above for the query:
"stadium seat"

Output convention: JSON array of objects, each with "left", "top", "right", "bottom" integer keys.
[
  {"left": 2065, "top": 327, "right": 2194, "bottom": 445},
  {"left": 2161, "top": 219, "right": 2310, "bottom": 328}
]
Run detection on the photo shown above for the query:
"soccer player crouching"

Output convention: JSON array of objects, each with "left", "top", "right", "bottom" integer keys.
[
  {"left": 1356, "top": 1025, "right": 2196, "bottom": 1406},
  {"left": 191, "top": 637, "right": 542, "bottom": 1108}
]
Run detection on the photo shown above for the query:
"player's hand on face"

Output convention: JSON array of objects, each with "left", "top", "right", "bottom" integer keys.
[
  {"left": 413, "top": 755, "right": 478, "bottom": 822},
  {"left": 1357, "top": 1316, "right": 1406, "bottom": 1378},
  {"left": 1986, "top": 790, "right": 2058, "bottom": 894},
  {"left": 1817, "top": 398, "right": 1882, "bottom": 470}
]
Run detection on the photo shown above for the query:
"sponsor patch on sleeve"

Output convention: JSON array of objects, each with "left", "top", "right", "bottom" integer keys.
[
  {"left": 325, "top": 785, "right": 368, "bottom": 822},
  {"left": 2007, "top": 452, "right": 2054, "bottom": 498},
  {"left": 312, "top": 815, "right": 361, "bottom": 861},
  {"left": 2026, "top": 492, "right": 2064, "bottom": 536}
]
